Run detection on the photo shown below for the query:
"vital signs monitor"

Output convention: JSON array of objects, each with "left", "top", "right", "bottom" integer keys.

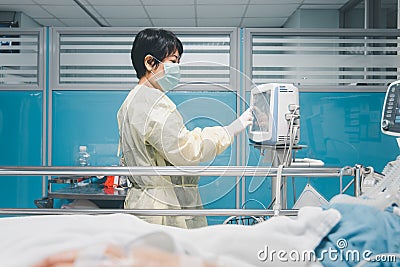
[{"left": 249, "top": 83, "right": 300, "bottom": 145}]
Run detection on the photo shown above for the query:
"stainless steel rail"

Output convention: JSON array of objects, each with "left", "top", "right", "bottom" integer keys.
[
  {"left": 0, "top": 208, "right": 298, "bottom": 216},
  {"left": 0, "top": 166, "right": 352, "bottom": 177},
  {"left": 0, "top": 166, "right": 355, "bottom": 217}
]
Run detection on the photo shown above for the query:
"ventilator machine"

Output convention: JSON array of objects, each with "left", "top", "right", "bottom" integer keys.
[
  {"left": 381, "top": 80, "right": 400, "bottom": 137},
  {"left": 336, "top": 80, "right": 400, "bottom": 210}
]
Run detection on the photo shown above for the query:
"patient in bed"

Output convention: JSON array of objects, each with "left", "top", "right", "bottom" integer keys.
[
  {"left": 28, "top": 199, "right": 400, "bottom": 267},
  {"left": 2, "top": 204, "right": 338, "bottom": 267},
  {"left": 33, "top": 242, "right": 217, "bottom": 267},
  {"left": 33, "top": 230, "right": 218, "bottom": 267}
]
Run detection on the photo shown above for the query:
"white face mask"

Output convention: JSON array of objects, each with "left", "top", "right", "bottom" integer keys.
[{"left": 151, "top": 56, "right": 181, "bottom": 91}]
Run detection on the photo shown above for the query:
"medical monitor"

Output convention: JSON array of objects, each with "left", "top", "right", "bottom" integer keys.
[
  {"left": 381, "top": 80, "right": 400, "bottom": 136},
  {"left": 249, "top": 83, "right": 300, "bottom": 145}
]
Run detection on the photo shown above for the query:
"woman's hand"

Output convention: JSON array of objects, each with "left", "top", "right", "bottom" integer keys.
[{"left": 225, "top": 108, "right": 254, "bottom": 137}]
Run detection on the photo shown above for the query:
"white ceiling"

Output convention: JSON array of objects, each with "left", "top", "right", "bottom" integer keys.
[{"left": 0, "top": 0, "right": 353, "bottom": 27}]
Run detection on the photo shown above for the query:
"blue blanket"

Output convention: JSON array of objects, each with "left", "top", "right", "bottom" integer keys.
[{"left": 316, "top": 203, "right": 400, "bottom": 266}]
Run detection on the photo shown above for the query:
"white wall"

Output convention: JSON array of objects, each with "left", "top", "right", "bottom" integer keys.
[
  {"left": 285, "top": 9, "right": 339, "bottom": 28},
  {"left": 16, "top": 12, "right": 41, "bottom": 27}
]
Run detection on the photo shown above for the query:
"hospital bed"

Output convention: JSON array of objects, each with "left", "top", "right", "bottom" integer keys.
[{"left": 1, "top": 165, "right": 399, "bottom": 267}]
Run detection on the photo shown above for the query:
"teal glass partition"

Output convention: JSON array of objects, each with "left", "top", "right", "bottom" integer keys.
[
  {"left": 0, "top": 91, "right": 43, "bottom": 208},
  {"left": 52, "top": 91, "right": 127, "bottom": 166}
]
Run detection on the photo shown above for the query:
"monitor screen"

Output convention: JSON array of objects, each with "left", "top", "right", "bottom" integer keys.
[
  {"left": 382, "top": 81, "right": 400, "bottom": 136},
  {"left": 396, "top": 91, "right": 400, "bottom": 122},
  {"left": 251, "top": 91, "right": 270, "bottom": 133}
]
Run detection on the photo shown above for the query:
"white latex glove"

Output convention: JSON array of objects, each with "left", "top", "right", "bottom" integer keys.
[{"left": 225, "top": 108, "right": 253, "bottom": 137}]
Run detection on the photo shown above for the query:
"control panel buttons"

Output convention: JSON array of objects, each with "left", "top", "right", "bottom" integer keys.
[{"left": 382, "top": 119, "right": 391, "bottom": 130}]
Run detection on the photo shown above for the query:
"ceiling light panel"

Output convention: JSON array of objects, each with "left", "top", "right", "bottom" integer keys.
[
  {"left": 60, "top": 18, "right": 99, "bottom": 26},
  {"left": 152, "top": 18, "right": 196, "bottom": 27},
  {"left": 106, "top": 18, "right": 152, "bottom": 27},
  {"left": 32, "top": 0, "right": 76, "bottom": 4},
  {"left": 197, "top": 18, "right": 242, "bottom": 27},
  {"left": 92, "top": 5, "right": 147, "bottom": 18},
  {"left": 145, "top": 0, "right": 194, "bottom": 4},
  {"left": 145, "top": 5, "right": 195, "bottom": 18},
  {"left": 42, "top": 5, "right": 91, "bottom": 18},
  {"left": 197, "top": 5, "right": 247, "bottom": 18},
  {"left": 250, "top": 0, "right": 302, "bottom": 3},
  {"left": 197, "top": 0, "right": 248, "bottom": 4},
  {"left": 86, "top": 0, "right": 141, "bottom": 5},
  {"left": 245, "top": 4, "right": 298, "bottom": 17},
  {"left": 302, "top": 0, "right": 348, "bottom": 3}
]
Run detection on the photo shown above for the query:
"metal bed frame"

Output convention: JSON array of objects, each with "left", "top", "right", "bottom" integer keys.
[{"left": 0, "top": 165, "right": 358, "bottom": 217}]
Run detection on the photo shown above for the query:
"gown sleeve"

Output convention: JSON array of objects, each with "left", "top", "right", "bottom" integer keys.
[{"left": 144, "top": 94, "right": 233, "bottom": 166}]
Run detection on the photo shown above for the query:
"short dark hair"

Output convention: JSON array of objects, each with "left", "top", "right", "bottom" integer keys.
[{"left": 131, "top": 28, "right": 183, "bottom": 79}]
